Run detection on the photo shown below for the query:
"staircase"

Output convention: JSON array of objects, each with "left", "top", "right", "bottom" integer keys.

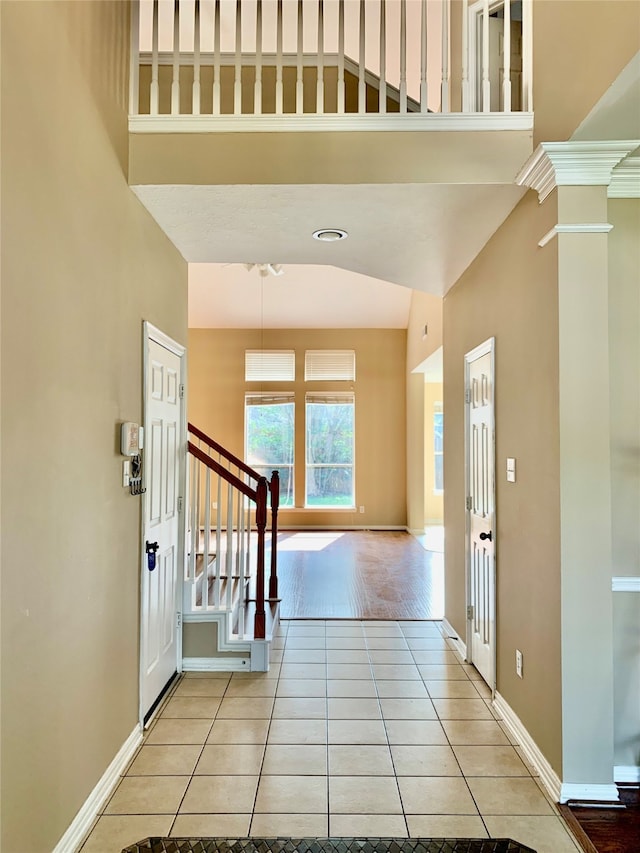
[{"left": 183, "top": 423, "right": 280, "bottom": 672}]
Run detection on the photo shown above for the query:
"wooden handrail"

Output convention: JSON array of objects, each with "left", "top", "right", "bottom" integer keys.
[
  {"left": 188, "top": 422, "right": 262, "bottom": 482},
  {"left": 187, "top": 425, "right": 280, "bottom": 642},
  {"left": 187, "top": 442, "right": 257, "bottom": 502}
]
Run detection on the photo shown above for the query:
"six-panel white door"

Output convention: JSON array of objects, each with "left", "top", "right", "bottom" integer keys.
[
  {"left": 141, "top": 337, "right": 182, "bottom": 720},
  {"left": 466, "top": 341, "right": 495, "bottom": 689}
]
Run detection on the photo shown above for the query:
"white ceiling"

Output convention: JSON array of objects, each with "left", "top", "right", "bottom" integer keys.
[
  {"left": 189, "top": 263, "right": 413, "bottom": 328},
  {"left": 134, "top": 181, "right": 526, "bottom": 328}
]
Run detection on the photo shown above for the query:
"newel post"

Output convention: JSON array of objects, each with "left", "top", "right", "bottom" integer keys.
[
  {"left": 254, "top": 477, "right": 268, "bottom": 640},
  {"left": 269, "top": 471, "right": 280, "bottom": 600}
]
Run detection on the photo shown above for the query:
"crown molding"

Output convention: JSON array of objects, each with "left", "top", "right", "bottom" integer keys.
[
  {"left": 609, "top": 156, "right": 640, "bottom": 198},
  {"left": 538, "top": 222, "right": 613, "bottom": 248},
  {"left": 516, "top": 141, "right": 640, "bottom": 203}
]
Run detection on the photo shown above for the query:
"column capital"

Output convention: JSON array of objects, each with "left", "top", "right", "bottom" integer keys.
[{"left": 516, "top": 141, "right": 640, "bottom": 203}]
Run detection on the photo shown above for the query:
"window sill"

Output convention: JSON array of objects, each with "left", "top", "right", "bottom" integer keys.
[{"left": 280, "top": 506, "right": 358, "bottom": 512}]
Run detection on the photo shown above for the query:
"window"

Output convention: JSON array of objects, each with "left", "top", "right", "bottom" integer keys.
[
  {"left": 305, "top": 350, "right": 355, "bottom": 381},
  {"left": 305, "top": 392, "right": 355, "bottom": 507},
  {"left": 434, "top": 402, "right": 443, "bottom": 493},
  {"left": 245, "top": 393, "right": 295, "bottom": 506},
  {"left": 245, "top": 350, "right": 295, "bottom": 382}
]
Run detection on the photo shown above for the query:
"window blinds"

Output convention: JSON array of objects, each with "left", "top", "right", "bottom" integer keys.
[
  {"left": 304, "top": 350, "right": 356, "bottom": 381},
  {"left": 245, "top": 350, "right": 295, "bottom": 382}
]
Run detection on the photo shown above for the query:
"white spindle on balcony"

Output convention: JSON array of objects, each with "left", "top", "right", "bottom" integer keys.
[
  {"left": 379, "top": 0, "right": 386, "bottom": 114},
  {"left": 255, "top": 0, "right": 262, "bottom": 114},
  {"left": 503, "top": 0, "right": 512, "bottom": 112},
  {"left": 317, "top": 0, "right": 324, "bottom": 114},
  {"left": 132, "top": 0, "right": 533, "bottom": 127},
  {"left": 296, "top": 0, "right": 303, "bottom": 114},
  {"left": 275, "top": 0, "right": 283, "bottom": 114},
  {"left": 441, "top": 0, "right": 450, "bottom": 112},
  {"left": 337, "top": 0, "right": 345, "bottom": 114},
  {"left": 192, "top": 0, "right": 201, "bottom": 114},
  {"left": 171, "top": 0, "right": 180, "bottom": 113},
  {"left": 419, "top": 0, "right": 427, "bottom": 114},
  {"left": 358, "top": 0, "right": 366, "bottom": 114},
  {"left": 234, "top": 0, "right": 242, "bottom": 114},
  {"left": 482, "top": 0, "right": 490, "bottom": 112}
]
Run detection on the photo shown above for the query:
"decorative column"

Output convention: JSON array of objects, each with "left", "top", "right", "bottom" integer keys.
[{"left": 517, "top": 140, "right": 640, "bottom": 802}]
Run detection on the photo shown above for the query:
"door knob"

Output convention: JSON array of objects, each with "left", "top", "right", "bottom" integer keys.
[{"left": 479, "top": 531, "right": 493, "bottom": 542}]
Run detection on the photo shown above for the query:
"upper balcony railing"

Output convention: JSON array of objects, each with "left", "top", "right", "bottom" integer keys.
[{"left": 129, "top": 0, "right": 533, "bottom": 131}]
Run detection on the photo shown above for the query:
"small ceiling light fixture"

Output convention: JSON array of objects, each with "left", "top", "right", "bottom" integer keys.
[
  {"left": 312, "top": 228, "right": 349, "bottom": 242},
  {"left": 244, "top": 263, "right": 284, "bottom": 277}
]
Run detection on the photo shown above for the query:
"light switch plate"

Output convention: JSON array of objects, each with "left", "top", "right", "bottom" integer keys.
[{"left": 506, "top": 457, "right": 516, "bottom": 483}]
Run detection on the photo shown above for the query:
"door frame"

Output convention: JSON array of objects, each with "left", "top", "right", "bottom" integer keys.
[
  {"left": 139, "top": 321, "right": 187, "bottom": 727},
  {"left": 464, "top": 336, "right": 496, "bottom": 694}
]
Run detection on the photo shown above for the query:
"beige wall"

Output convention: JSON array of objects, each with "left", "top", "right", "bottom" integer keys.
[
  {"left": 533, "top": 0, "right": 640, "bottom": 146},
  {"left": 424, "top": 383, "right": 444, "bottom": 525},
  {"left": 608, "top": 198, "right": 640, "bottom": 769},
  {"left": 406, "top": 291, "right": 443, "bottom": 532},
  {"left": 189, "top": 328, "right": 407, "bottom": 528},
  {"left": 0, "top": 3, "right": 188, "bottom": 851},
  {"left": 443, "top": 190, "right": 562, "bottom": 774}
]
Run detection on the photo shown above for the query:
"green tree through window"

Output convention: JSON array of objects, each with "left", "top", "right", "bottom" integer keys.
[
  {"left": 306, "top": 394, "right": 355, "bottom": 507},
  {"left": 245, "top": 395, "right": 294, "bottom": 506}
]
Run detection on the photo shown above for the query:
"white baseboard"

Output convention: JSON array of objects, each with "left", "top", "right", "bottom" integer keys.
[
  {"left": 441, "top": 617, "right": 467, "bottom": 660},
  {"left": 52, "top": 724, "right": 142, "bottom": 853},
  {"left": 560, "top": 783, "right": 620, "bottom": 803},
  {"left": 182, "top": 656, "right": 250, "bottom": 671},
  {"left": 612, "top": 576, "right": 640, "bottom": 592},
  {"left": 493, "top": 692, "right": 562, "bottom": 803},
  {"left": 614, "top": 765, "right": 640, "bottom": 783}
]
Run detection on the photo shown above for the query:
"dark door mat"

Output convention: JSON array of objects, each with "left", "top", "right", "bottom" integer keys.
[{"left": 123, "top": 839, "right": 536, "bottom": 853}]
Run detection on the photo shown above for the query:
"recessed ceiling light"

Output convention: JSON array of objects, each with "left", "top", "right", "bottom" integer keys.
[{"left": 312, "top": 228, "right": 348, "bottom": 242}]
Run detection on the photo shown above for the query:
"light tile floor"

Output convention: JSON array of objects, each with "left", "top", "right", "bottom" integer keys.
[{"left": 81, "top": 621, "right": 581, "bottom": 853}]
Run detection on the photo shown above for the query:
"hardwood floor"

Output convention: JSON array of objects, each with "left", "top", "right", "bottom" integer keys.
[
  {"left": 276, "top": 530, "right": 443, "bottom": 620},
  {"left": 559, "top": 787, "right": 640, "bottom": 853}
]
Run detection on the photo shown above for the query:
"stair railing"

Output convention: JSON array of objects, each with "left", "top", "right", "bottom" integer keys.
[{"left": 186, "top": 423, "right": 279, "bottom": 640}]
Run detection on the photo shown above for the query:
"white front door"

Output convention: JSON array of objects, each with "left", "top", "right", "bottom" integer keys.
[
  {"left": 465, "top": 338, "right": 496, "bottom": 689},
  {"left": 141, "top": 328, "right": 185, "bottom": 721}
]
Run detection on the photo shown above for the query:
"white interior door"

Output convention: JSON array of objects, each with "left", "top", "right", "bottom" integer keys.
[
  {"left": 141, "top": 328, "right": 185, "bottom": 721},
  {"left": 465, "top": 338, "right": 496, "bottom": 689}
]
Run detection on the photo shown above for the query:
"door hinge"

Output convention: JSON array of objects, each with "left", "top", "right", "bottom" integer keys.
[
  {"left": 176, "top": 611, "right": 182, "bottom": 628},
  {"left": 177, "top": 496, "right": 184, "bottom": 513},
  {"left": 465, "top": 387, "right": 472, "bottom": 404},
  {"left": 179, "top": 384, "right": 185, "bottom": 399},
  {"left": 466, "top": 496, "right": 472, "bottom": 511},
  {"left": 467, "top": 605, "right": 474, "bottom": 621}
]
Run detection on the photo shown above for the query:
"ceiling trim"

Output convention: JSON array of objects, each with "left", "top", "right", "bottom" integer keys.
[
  {"left": 608, "top": 156, "right": 640, "bottom": 198},
  {"left": 516, "top": 141, "right": 640, "bottom": 203}
]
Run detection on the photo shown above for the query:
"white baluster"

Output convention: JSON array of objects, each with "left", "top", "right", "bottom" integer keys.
[
  {"left": 296, "top": 0, "right": 303, "bottom": 114},
  {"left": 213, "top": 0, "right": 221, "bottom": 115},
  {"left": 192, "top": 0, "right": 201, "bottom": 115},
  {"left": 399, "top": 0, "right": 407, "bottom": 113},
  {"left": 204, "top": 465, "right": 211, "bottom": 601},
  {"left": 226, "top": 477, "right": 233, "bottom": 609},
  {"left": 358, "top": 0, "right": 366, "bottom": 114},
  {"left": 214, "top": 469, "right": 222, "bottom": 608},
  {"left": 189, "top": 455, "right": 197, "bottom": 585},
  {"left": 255, "top": 0, "right": 263, "bottom": 115},
  {"left": 420, "top": 0, "right": 428, "bottom": 114},
  {"left": 482, "top": 0, "right": 490, "bottom": 111},
  {"left": 522, "top": 0, "right": 533, "bottom": 111},
  {"left": 379, "top": 0, "right": 386, "bottom": 114},
  {"left": 461, "top": 0, "right": 470, "bottom": 111},
  {"left": 171, "top": 0, "right": 180, "bottom": 115},
  {"left": 317, "top": 0, "right": 324, "bottom": 114},
  {"left": 129, "top": 0, "right": 140, "bottom": 116},
  {"left": 337, "top": 0, "right": 345, "bottom": 113},
  {"left": 150, "top": 0, "right": 159, "bottom": 115},
  {"left": 502, "top": 0, "right": 512, "bottom": 112},
  {"left": 441, "top": 0, "right": 450, "bottom": 113},
  {"left": 276, "top": 0, "right": 283, "bottom": 114},
  {"left": 234, "top": 0, "right": 242, "bottom": 114}
]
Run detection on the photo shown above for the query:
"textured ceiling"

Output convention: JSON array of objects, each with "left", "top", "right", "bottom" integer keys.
[{"left": 133, "top": 183, "right": 526, "bottom": 314}]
